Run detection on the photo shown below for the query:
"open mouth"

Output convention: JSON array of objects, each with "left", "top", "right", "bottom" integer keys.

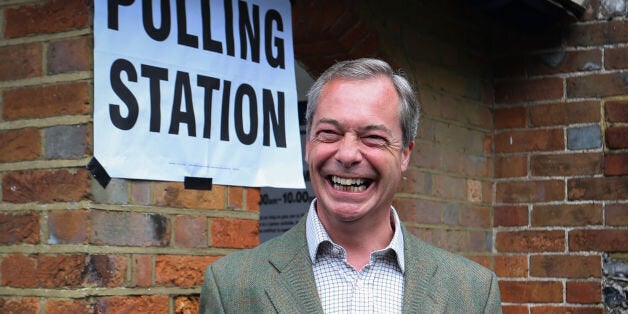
[{"left": 329, "top": 175, "right": 372, "bottom": 192}]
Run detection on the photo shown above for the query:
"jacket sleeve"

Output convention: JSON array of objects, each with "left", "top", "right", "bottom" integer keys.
[
  {"left": 482, "top": 273, "right": 502, "bottom": 314},
  {"left": 198, "top": 265, "right": 226, "bottom": 314}
]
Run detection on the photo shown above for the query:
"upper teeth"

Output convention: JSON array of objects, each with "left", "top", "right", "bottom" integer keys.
[{"left": 332, "top": 176, "right": 364, "bottom": 186}]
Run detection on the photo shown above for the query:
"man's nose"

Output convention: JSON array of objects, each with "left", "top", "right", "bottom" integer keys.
[{"left": 335, "top": 134, "right": 362, "bottom": 168}]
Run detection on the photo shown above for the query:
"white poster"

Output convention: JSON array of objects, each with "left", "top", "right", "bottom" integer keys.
[{"left": 94, "top": 0, "right": 304, "bottom": 188}]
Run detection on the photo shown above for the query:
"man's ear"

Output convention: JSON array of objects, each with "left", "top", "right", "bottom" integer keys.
[{"left": 400, "top": 140, "right": 414, "bottom": 172}]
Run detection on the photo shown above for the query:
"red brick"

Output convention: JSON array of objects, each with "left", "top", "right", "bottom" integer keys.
[
  {"left": 1, "top": 254, "right": 38, "bottom": 287},
  {"left": 504, "top": 49, "right": 602, "bottom": 76},
  {"left": 246, "top": 188, "right": 260, "bottom": 212},
  {"left": 47, "top": 36, "right": 91, "bottom": 74},
  {"left": 568, "top": 177, "right": 628, "bottom": 200},
  {"left": 606, "top": 203, "right": 628, "bottom": 226},
  {"left": 0, "top": 212, "right": 40, "bottom": 245},
  {"left": 0, "top": 297, "right": 40, "bottom": 314},
  {"left": 494, "top": 107, "right": 526, "bottom": 129},
  {"left": 2, "top": 169, "right": 90, "bottom": 203},
  {"left": 566, "top": 19, "right": 628, "bottom": 47},
  {"left": 532, "top": 204, "right": 602, "bottom": 226},
  {"left": 0, "top": 128, "right": 41, "bottom": 162},
  {"left": 605, "top": 46, "right": 628, "bottom": 69},
  {"left": 155, "top": 255, "right": 219, "bottom": 288},
  {"left": 406, "top": 226, "right": 433, "bottom": 244},
  {"left": 4, "top": 0, "right": 89, "bottom": 38},
  {"left": 153, "top": 182, "right": 226, "bottom": 209},
  {"left": 457, "top": 205, "right": 491, "bottom": 228},
  {"left": 567, "top": 281, "right": 601, "bottom": 303},
  {"left": 420, "top": 89, "right": 492, "bottom": 128},
  {"left": 605, "top": 126, "right": 628, "bottom": 149},
  {"left": 89, "top": 211, "right": 170, "bottom": 246},
  {"left": 567, "top": 72, "right": 628, "bottom": 98},
  {"left": 530, "top": 306, "right": 603, "bottom": 314},
  {"left": 398, "top": 169, "right": 432, "bottom": 195},
  {"left": 494, "top": 255, "right": 528, "bottom": 277},
  {"left": 0, "top": 43, "right": 42, "bottom": 81},
  {"left": 432, "top": 174, "right": 466, "bottom": 200},
  {"left": 46, "top": 299, "right": 91, "bottom": 314},
  {"left": 495, "top": 129, "right": 564, "bottom": 153},
  {"left": 413, "top": 142, "right": 491, "bottom": 178},
  {"left": 467, "top": 180, "right": 487, "bottom": 204},
  {"left": 499, "top": 280, "right": 563, "bottom": 303},
  {"left": 3, "top": 82, "right": 90, "bottom": 120},
  {"left": 605, "top": 100, "right": 628, "bottom": 122},
  {"left": 228, "top": 186, "right": 243, "bottom": 209},
  {"left": 130, "top": 181, "right": 151, "bottom": 205},
  {"left": 531, "top": 153, "right": 602, "bottom": 176},
  {"left": 94, "top": 295, "right": 169, "bottom": 314},
  {"left": 85, "top": 255, "right": 127, "bottom": 287},
  {"left": 175, "top": 296, "right": 199, "bottom": 314},
  {"left": 494, "top": 205, "right": 528, "bottom": 227},
  {"left": 495, "top": 77, "right": 563, "bottom": 104},
  {"left": 496, "top": 180, "right": 565, "bottom": 203},
  {"left": 495, "top": 155, "right": 527, "bottom": 178},
  {"left": 530, "top": 255, "right": 600, "bottom": 278},
  {"left": 495, "top": 230, "right": 565, "bottom": 253},
  {"left": 482, "top": 181, "right": 493, "bottom": 204},
  {"left": 210, "top": 218, "right": 259, "bottom": 248},
  {"left": 530, "top": 101, "right": 600, "bottom": 127},
  {"left": 37, "top": 254, "right": 87, "bottom": 288},
  {"left": 174, "top": 215, "right": 208, "bottom": 248},
  {"left": 430, "top": 228, "right": 480, "bottom": 253},
  {"left": 132, "top": 255, "right": 152, "bottom": 287},
  {"left": 569, "top": 229, "right": 628, "bottom": 251},
  {"left": 502, "top": 305, "right": 529, "bottom": 314},
  {"left": 48, "top": 210, "right": 88, "bottom": 244},
  {"left": 605, "top": 153, "right": 628, "bottom": 176},
  {"left": 394, "top": 198, "right": 441, "bottom": 225},
  {"left": 2, "top": 254, "right": 88, "bottom": 288}
]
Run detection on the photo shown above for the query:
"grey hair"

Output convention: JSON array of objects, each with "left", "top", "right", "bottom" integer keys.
[{"left": 305, "top": 58, "right": 420, "bottom": 148}]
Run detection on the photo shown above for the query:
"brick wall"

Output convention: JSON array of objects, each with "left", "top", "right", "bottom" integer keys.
[
  {"left": 1, "top": 0, "right": 626, "bottom": 313},
  {"left": 492, "top": 2, "right": 628, "bottom": 312},
  {"left": 0, "top": 0, "right": 259, "bottom": 312}
]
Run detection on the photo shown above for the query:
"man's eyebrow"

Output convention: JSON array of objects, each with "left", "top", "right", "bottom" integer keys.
[
  {"left": 360, "top": 124, "right": 392, "bottom": 135},
  {"left": 314, "top": 118, "right": 341, "bottom": 128}
]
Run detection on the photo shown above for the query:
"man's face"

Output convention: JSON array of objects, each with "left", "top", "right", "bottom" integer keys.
[{"left": 305, "top": 75, "right": 413, "bottom": 226}]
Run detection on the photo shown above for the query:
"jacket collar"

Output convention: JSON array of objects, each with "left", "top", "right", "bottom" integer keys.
[{"left": 264, "top": 216, "right": 441, "bottom": 313}]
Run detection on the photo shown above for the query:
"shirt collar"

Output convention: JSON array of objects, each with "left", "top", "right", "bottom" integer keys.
[{"left": 305, "top": 199, "right": 406, "bottom": 273}]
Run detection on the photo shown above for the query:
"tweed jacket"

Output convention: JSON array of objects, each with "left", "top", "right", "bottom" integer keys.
[{"left": 199, "top": 217, "right": 502, "bottom": 313}]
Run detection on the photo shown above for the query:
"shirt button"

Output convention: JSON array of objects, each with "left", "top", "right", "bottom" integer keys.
[{"left": 332, "top": 247, "right": 340, "bottom": 255}]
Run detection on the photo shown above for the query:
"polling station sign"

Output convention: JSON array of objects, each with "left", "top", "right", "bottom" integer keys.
[{"left": 94, "top": 0, "right": 305, "bottom": 188}]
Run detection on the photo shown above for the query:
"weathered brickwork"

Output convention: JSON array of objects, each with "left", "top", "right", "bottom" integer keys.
[
  {"left": 0, "top": 0, "right": 625, "bottom": 312},
  {"left": 0, "top": 1, "right": 259, "bottom": 310},
  {"left": 492, "top": 3, "right": 628, "bottom": 312}
]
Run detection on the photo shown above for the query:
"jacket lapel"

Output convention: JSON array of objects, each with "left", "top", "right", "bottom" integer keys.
[
  {"left": 401, "top": 224, "right": 441, "bottom": 313},
  {"left": 261, "top": 218, "right": 444, "bottom": 313},
  {"left": 265, "top": 218, "right": 324, "bottom": 313}
]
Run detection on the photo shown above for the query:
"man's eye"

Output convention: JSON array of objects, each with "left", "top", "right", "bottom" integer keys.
[
  {"left": 362, "top": 135, "right": 387, "bottom": 146},
  {"left": 315, "top": 130, "right": 340, "bottom": 142}
]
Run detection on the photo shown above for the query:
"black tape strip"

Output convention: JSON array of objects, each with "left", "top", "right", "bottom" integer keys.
[
  {"left": 184, "top": 176, "right": 213, "bottom": 190},
  {"left": 87, "top": 157, "right": 111, "bottom": 188}
]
